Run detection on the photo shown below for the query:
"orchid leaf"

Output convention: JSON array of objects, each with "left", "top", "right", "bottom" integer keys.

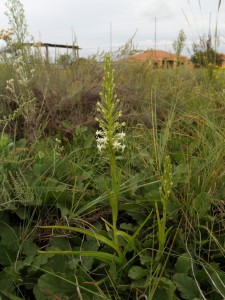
[{"left": 38, "top": 250, "right": 121, "bottom": 264}]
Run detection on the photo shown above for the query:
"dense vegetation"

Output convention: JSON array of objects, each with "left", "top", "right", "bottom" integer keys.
[
  {"left": 0, "top": 0, "right": 224, "bottom": 297},
  {"left": 0, "top": 47, "right": 224, "bottom": 299}
]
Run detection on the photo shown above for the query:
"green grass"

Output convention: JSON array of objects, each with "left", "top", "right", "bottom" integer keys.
[{"left": 0, "top": 53, "right": 224, "bottom": 299}]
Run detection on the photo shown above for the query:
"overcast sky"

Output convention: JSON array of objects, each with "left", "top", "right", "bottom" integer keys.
[{"left": 1, "top": 0, "right": 225, "bottom": 57}]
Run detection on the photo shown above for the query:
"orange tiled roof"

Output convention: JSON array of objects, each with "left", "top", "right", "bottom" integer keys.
[
  {"left": 133, "top": 50, "right": 188, "bottom": 61},
  {"left": 218, "top": 53, "right": 225, "bottom": 59}
]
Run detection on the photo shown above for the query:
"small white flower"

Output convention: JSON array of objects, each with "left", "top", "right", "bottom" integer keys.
[
  {"left": 55, "top": 138, "right": 61, "bottom": 144},
  {"left": 16, "top": 66, "right": 23, "bottom": 73},
  {"left": 96, "top": 130, "right": 103, "bottom": 136},
  {"left": 116, "top": 132, "right": 126, "bottom": 140},
  {"left": 97, "top": 144, "right": 106, "bottom": 152},
  {"left": 6, "top": 79, "right": 14, "bottom": 85},
  {"left": 120, "top": 144, "right": 126, "bottom": 152},
  {"left": 97, "top": 137, "right": 108, "bottom": 144},
  {"left": 96, "top": 54, "right": 126, "bottom": 155},
  {"left": 113, "top": 141, "right": 121, "bottom": 149}
]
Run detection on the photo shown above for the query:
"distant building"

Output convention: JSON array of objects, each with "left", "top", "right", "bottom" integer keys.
[{"left": 132, "top": 50, "right": 193, "bottom": 69}]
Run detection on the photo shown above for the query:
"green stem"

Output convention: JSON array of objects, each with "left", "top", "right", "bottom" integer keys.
[
  {"left": 109, "top": 148, "right": 119, "bottom": 245},
  {"left": 106, "top": 81, "right": 119, "bottom": 246}
]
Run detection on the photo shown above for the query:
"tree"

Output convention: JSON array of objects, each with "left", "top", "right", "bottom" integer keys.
[
  {"left": 5, "top": 0, "right": 30, "bottom": 54},
  {"left": 173, "top": 29, "right": 186, "bottom": 66}
]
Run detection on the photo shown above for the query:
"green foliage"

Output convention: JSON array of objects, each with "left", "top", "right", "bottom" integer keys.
[
  {"left": 5, "top": 0, "right": 30, "bottom": 52},
  {"left": 191, "top": 37, "right": 222, "bottom": 67},
  {"left": 191, "top": 48, "right": 222, "bottom": 67},
  {"left": 173, "top": 29, "right": 186, "bottom": 65},
  {"left": 172, "top": 273, "right": 200, "bottom": 299},
  {"left": 56, "top": 53, "right": 73, "bottom": 67},
  {"left": 155, "top": 155, "right": 173, "bottom": 259},
  {"left": 0, "top": 31, "right": 224, "bottom": 299},
  {"left": 128, "top": 266, "right": 149, "bottom": 280}
]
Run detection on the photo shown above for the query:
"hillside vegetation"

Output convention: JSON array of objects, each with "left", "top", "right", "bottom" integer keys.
[
  {"left": 0, "top": 45, "right": 224, "bottom": 299},
  {"left": 1, "top": 1, "right": 225, "bottom": 296}
]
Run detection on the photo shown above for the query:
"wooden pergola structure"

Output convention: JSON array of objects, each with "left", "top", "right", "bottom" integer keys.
[{"left": 24, "top": 42, "right": 81, "bottom": 63}]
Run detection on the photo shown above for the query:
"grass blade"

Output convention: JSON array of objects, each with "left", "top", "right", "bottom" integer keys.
[
  {"left": 39, "top": 225, "right": 119, "bottom": 252},
  {"left": 38, "top": 250, "right": 121, "bottom": 264}
]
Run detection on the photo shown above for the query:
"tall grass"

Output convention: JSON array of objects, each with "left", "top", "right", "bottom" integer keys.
[{"left": 0, "top": 46, "right": 224, "bottom": 298}]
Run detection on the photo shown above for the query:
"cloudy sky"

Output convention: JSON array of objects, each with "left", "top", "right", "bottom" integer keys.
[{"left": 0, "top": 0, "right": 225, "bottom": 57}]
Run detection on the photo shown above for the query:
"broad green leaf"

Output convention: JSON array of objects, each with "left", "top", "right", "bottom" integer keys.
[
  {"left": 175, "top": 253, "right": 191, "bottom": 274},
  {"left": 152, "top": 286, "right": 175, "bottom": 300},
  {"left": 191, "top": 192, "right": 211, "bottom": 218},
  {"left": 140, "top": 255, "right": 152, "bottom": 265},
  {"left": 209, "top": 270, "right": 225, "bottom": 296},
  {"left": 37, "top": 273, "right": 76, "bottom": 298},
  {"left": 80, "top": 238, "right": 99, "bottom": 270},
  {"left": 32, "top": 253, "right": 55, "bottom": 269},
  {"left": 0, "top": 222, "right": 20, "bottom": 266},
  {"left": 68, "top": 258, "right": 80, "bottom": 271},
  {"left": 15, "top": 207, "right": 29, "bottom": 220},
  {"left": 36, "top": 273, "right": 105, "bottom": 299},
  {"left": 0, "top": 246, "right": 17, "bottom": 266},
  {"left": 173, "top": 163, "right": 190, "bottom": 186},
  {"left": 56, "top": 202, "right": 70, "bottom": 217},
  {"left": 0, "top": 134, "right": 9, "bottom": 148},
  {"left": 158, "top": 277, "right": 176, "bottom": 300},
  {"left": 44, "top": 254, "right": 70, "bottom": 274},
  {"left": 33, "top": 285, "right": 52, "bottom": 300},
  {"left": 0, "top": 221, "right": 19, "bottom": 252},
  {"left": 0, "top": 272, "right": 14, "bottom": 293},
  {"left": 109, "top": 261, "right": 118, "bottom": 282},
  {"left": 128, "top": 266, "right": 148, "bottom": 280},
  {"left": 0, "top": 267, "right": 22, "bottom": 293},
  {"left": 50, "top": 236, "right": 72, "bottom": 251},
  {"left": 173, "top": 273, "right": 200, "bottom": 299},
  {"left": 22, "top": 240, "right": 38, "bottom": 257}
]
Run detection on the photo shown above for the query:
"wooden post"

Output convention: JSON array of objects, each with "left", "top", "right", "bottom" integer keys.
[{"left": 45, "top": 45, "right": 49, "bottom": 64}]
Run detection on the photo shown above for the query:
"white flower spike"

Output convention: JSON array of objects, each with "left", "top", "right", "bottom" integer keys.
[{"left": 96, "top": 54, "right": 126, "bottom": 154}]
